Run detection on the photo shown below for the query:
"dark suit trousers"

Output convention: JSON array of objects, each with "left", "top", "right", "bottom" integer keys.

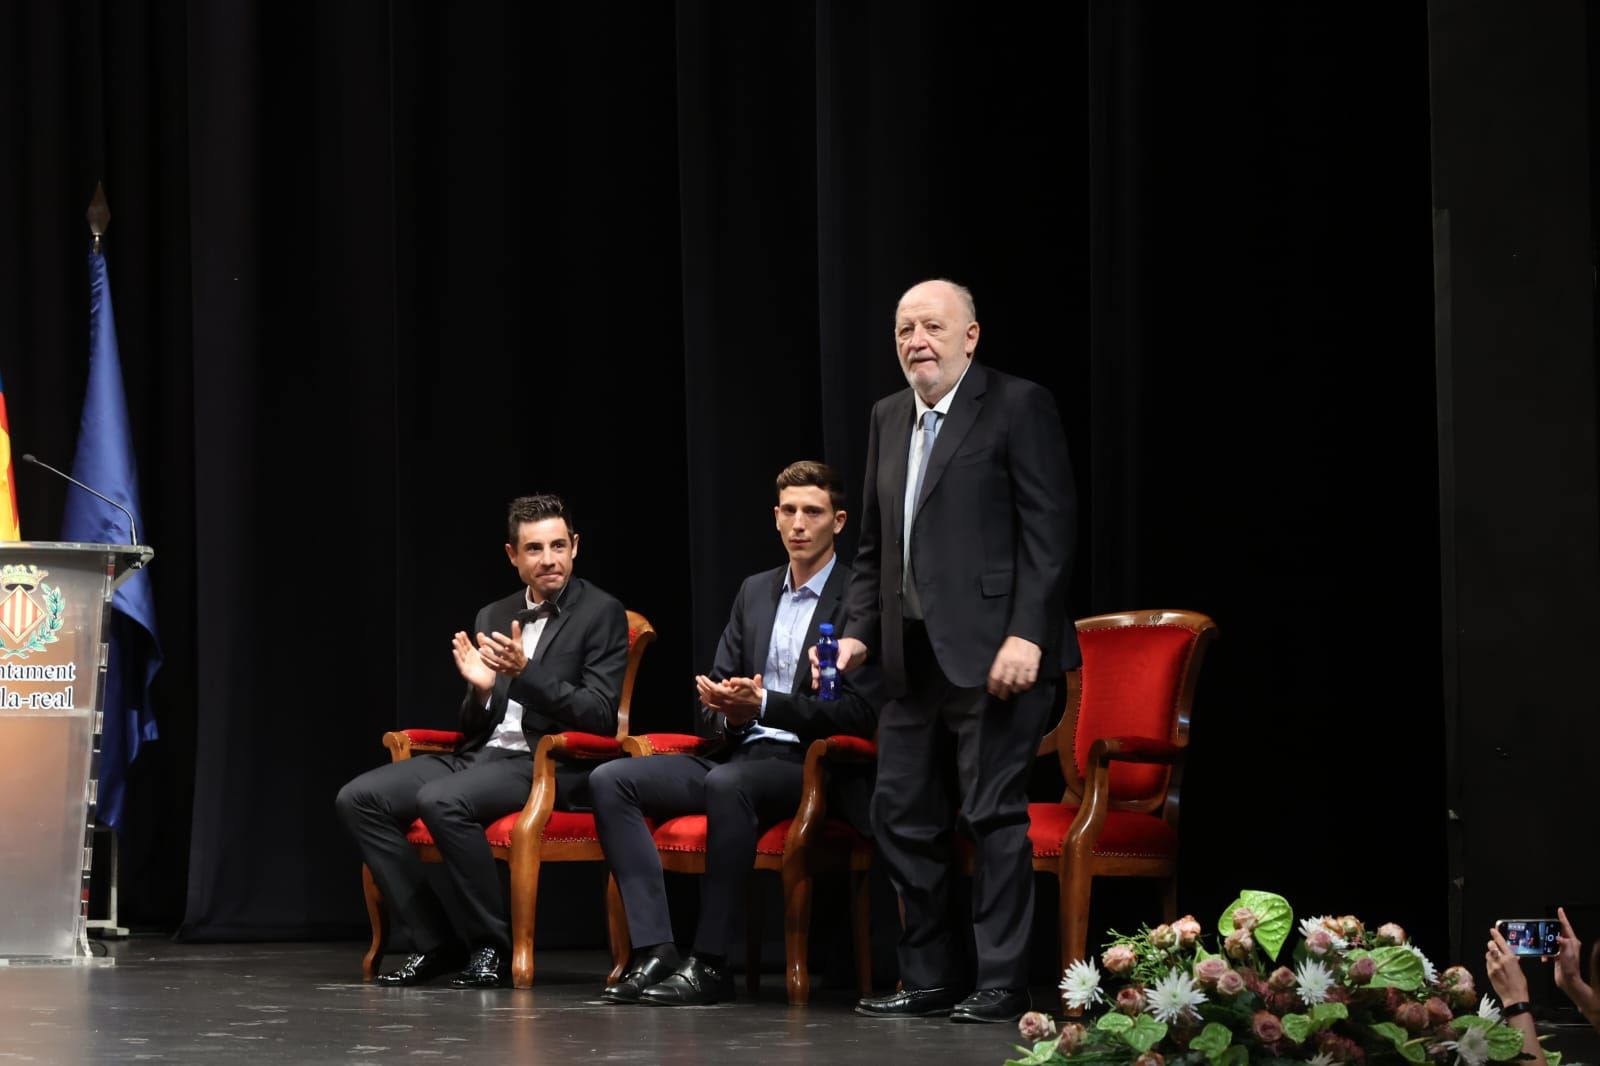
[
  {"left": 335, "top": 746, "right": 532, "bottom": 954},
  {"left": 590, "top": 741, "right": 804, "bottom": 957},
  {"left": 872, "top": 622, "right": 1059, "bottom": 991}
]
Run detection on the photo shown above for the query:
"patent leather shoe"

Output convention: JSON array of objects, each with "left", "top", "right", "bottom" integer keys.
[
  {"left": 854, "top": 986, "right": 961, "bottom": 1017},
  {"left": 374, "top": 949, "right": 464, "bottom": 987},
  {"left": 449, "top": 946, "right": 510, "bottom": 988},
  {"left": 950, "top": 987, "right": 1030, "bottom": 1023},
  {"left": 638, "top": 955, "right": 734, "bottom": 1006},
  {"left": 602, "top": 944, "right": 682, "bottom": 1003}
]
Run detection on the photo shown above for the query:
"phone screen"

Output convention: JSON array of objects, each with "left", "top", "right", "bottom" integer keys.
[{"left": 1497, "top": 919, "right": 1559, "bottom": 957}]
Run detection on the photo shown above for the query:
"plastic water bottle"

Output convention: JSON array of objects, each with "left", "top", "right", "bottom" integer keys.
[{"left": 816, "top": 623, "right": 839, "bottom": 701}]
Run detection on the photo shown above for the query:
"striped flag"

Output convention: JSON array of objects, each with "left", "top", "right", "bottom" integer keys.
[{"left": 0, "top": 368, "right": 18, "bottom": 540}]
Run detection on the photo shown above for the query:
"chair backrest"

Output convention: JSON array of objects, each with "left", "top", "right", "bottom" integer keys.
[
  {"left": 1051, "top": 609, "right": 1217, "bottom": 814},
  {"left": 618, "top": 610, "right": 657, "bottom": 740}
]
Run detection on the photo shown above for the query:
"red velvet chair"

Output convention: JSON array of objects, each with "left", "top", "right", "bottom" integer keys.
[
  {"left": 360, "top": 609, "right": 656, "bottom": 989},
  {"left": 607, "top": 732, "right": 877, "bottom": 1005},
  {"left": 1033, "top": 609, "right": 1217, "bottom": 972}
]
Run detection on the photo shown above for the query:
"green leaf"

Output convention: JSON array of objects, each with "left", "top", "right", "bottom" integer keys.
[
  {"left": 1216, "top": 890, "right": 1294, "bottom": 961},
  {"left": 1371, "top": 1022, "right": 1410, "bottom": 1049},
  {"left": 1374, "top": 1022, "right": 1430, "bottom": 1065},
  {"left": 1481, "top": 1024, "right": 1528, "bottom": 1061},
  {"left": 1281, "top": 1014, "right": 1312, "bottom": 1044},
  {"left": 1399, "top": 1041, "right": 1427, "bottom": 1064},
  {"left": 1124, "top": 1015, "right": 1169, "bottom": 1055},
  {"left": 1005, "top": 1040, "right": 1067, "bottom": 1066},
  {"left": 1308, "top": 1002, "right": 1349, "bottom": 1030},
  {"left": 1217, "top": 1045, "right": 1249, "bottom": 1066},
  {"left": 1189, "top": 1022, "right": 1233, "bottom": 1059},
  {"left": 1195, "top": 942, "right": 1216, "bottom": 963},
  {"left": 1545, "top": 1051, "right": 1562, "bottom": 1066},
  {"left": 1097, "top": 1013, "right": 1134, "bottom": 1034},
  {"left": 1347, "top": 946, "right": 1426, "bottom": 991}
]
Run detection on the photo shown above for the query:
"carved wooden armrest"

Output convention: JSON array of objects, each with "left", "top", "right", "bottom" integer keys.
[
  {"left": 624, "top": 732, "right": 710, "bottom": 757},
  {"left": 1087, "top": 735, "right": 1181, "bottom": 766},
  {"left": 1066, "top": 735, "right": 1183, "bottom": 849},
  {"left": 383, "top": 728, "right": 465, "bottom": 762},
  {"left": 784, "top": 735, "right": 875, "bottom": 852}
]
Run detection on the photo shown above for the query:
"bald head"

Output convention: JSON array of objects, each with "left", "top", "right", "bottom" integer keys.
[{"left": 894, "top": 279, "right": 980, "bottom": 405}]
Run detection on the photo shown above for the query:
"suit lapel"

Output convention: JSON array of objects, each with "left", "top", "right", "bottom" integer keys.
[
  {"left": 790, "top": 562, "right": 845, "bottom": 694},
  {"left": 531, "top": 578, "right": 582, "bottom": 663},
  {"left": 748, "top": 569, "right": 782, "bottom": 683},
  {"left": 913, "top": 360, "right": 988, "bottom": 518},
  {"left": 884, "top": 391, "right": 915, "bottom": 548}
]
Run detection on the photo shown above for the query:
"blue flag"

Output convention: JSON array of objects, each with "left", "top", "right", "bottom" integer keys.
[{"left": 61, "top": 246, "right": 162, "bottom": 833}]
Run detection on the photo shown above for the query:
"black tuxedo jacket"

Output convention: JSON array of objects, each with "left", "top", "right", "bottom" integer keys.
[
  {"left": 456, "top": 576, "right": 630, "bottom": 752},
  {"left": 843, "top": 360, "right": 1081, "bottom": 696},
  {"left": 698, "top": 560, "right": 883, "bottom": 831}
]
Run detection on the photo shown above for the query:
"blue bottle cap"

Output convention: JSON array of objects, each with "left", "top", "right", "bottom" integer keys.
[{"left": 818, "top": 622, "right": 834, "bottom": 635}]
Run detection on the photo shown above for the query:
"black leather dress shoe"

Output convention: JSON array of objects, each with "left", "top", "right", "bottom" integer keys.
[
  {"left": 374, "top": 949, "right": 464, "bottom": 987},
  {"left": 602, "top": 945, "right": 682, "bottom": 1004},
  {"left": 855, "top": 987, "right": 961, "bottom": 1017},
  {"left": 950, "top": 987, "right": 1030, "bottom": 1023},
  {"left": 638, "top": 955, "right": 734, "bottom": 1006},
  {"left": 449, "top": 946, "right": 510, "bottom": 989}
]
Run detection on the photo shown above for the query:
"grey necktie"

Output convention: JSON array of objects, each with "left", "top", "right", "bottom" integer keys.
[{"left": 903, "top": 410, "right": 941, "bottom": 618}]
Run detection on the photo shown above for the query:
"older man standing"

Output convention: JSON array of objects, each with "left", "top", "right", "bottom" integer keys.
[{"left": 836, "top": 279, "right": 1079, "bottom": 1023}]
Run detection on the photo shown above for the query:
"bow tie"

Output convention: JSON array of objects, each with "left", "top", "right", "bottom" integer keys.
[{"left": 516, "top": 601, "right": 559, "bottom": 625}]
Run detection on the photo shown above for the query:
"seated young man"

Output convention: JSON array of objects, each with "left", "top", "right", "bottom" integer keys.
[
  {"left": 335, "top": 494, "right": 629, "bottom": 988},
  {"left": 590, "top": 461, "right": 882, "bottom": 1005}
]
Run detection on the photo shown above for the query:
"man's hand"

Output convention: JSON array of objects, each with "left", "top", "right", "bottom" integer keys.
[
  {"left": 452, "top": 631, "right": 496, "bottom": 700},
  {"left": 476, "top": 621, "right": 529, "bottom": 677},
  {"left": 987, "top": 636, "right": 1041, "bottom": 700},
  {"left": 810, "top": 637, "right": 868, "bottom": 687},
  {"left": 696, "top": 673, "right": 763, "bottom": 727}
]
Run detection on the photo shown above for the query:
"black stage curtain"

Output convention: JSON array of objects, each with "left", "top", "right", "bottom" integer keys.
[{"left": 1, "top": 2, "right": 1445, "bottom": 949}]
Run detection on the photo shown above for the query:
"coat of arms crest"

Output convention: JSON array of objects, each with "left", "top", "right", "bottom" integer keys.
[{"left": 0, "top": 565, "right": 64, "bottom": 660}]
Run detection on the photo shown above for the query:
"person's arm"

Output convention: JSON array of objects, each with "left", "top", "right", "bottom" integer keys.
[
  {"left": 1486, "top": 927, "right": 1547, "bottom": 1066},
  {"left": 1553, "top": 906, "right": 1600, "bottom": 1032},
  {"left": 504, "top": 599, "right": 630, "bottom": 735},
  {"left": 696, "top": 582, "right": 754, "bottom": 736},
  {"left": 762, "top": 657, "right": 883, "bottom": 740},
  {"left": 457, "top": 604, "right": 500, "bottom": 733}
]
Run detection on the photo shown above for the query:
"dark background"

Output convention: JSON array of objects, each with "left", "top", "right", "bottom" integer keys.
[{"left": 1, "top": 0, "right": 1588, "bottom": 986}]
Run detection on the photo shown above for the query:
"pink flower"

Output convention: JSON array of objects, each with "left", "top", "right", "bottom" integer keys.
[
  {"left": 1232, "top": 906, "right": 1260, "bottom": 932},
  {"left": 1117, "top": 986, "right": 1146, "bottom": 1016},
  {"left": 1316, "top": 1032, "right": 1366, "bottom": 1063},
  {"left": 1133, "top": 1054, "right": 1165, "bottom": 1066},
  {"left": 1439, "top": 965, "right": 1476, "bottom": 1008},
  {"left": 1174, "top": 915, "right": 1204, "bottom": 948},
  {"left": 1149, "top": 924, "right": 1179, "bottom": 950},
  {"left": 1424, "top": 996, "right": 1453, "bottom": 1030},
  {"left": 1348, "top": 955, "right": 1377, "bottom": 985},
  {"left": 1225, "top": 929, "right": 1256, "bottom": 960},
  {"left": 1267, "top": 990, "right": 1300, "bottom": 1015},
  {"left": 1194, "top": 958, "right": 1229, "bottom": 987},
  {"left": 1252, "top": 1010, "right": 1285, "bottom": 1043},
  {"left": 1395, "top": 1001, "right": 1429, "bottom": 1034},
  {"left": 1268, "top": 966, "right": 1297, "bottom": 992},
  {"left": 1019, "top": 1011, "right": 1058, "bottom": 1042},
  {"left": 1307, "top": 930, "right": 1335, "bottom": 957},
  {"left": 1103, "top": 944, "right": 1139, "bottom": 975},
  {"left": 1376, "top": 922, "right": 1407, "bottom": 945},
  {"left": 1057, "top": 1023, "right": 1086, "bottom": 1055},
  {"left": 1216, "top": 969, "right": 1248, "bottom": 998}
]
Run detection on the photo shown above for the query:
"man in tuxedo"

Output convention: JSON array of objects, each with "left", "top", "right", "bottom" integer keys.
[
  {"left": 335, "top": 494, "right": 630, "bottom": 988},
  {"left": 591, "top": 461, "right": 881, "bottom": 1006},
  {"left": 836, "top": 279, "right": 1078, "bottom": 1023}
]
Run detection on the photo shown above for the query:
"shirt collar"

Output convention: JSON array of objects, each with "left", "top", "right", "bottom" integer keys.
[
  {"left": 783, "top": 552, "right": 837, "bottom": 598},
  {"left": 525, "top": 581, "right": 571, "bottom": 612},
  {"left": 914, "top": 359, "right": 972, "bottom": 421}
]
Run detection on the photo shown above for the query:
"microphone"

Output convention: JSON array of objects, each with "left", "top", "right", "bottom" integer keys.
[{"left": 20, "top": 454, "right": 139, "bottom": 547}]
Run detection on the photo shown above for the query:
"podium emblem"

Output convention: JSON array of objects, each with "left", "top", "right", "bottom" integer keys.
[{"left": 0, "top": 565, "right": 64, "bottom": 660}]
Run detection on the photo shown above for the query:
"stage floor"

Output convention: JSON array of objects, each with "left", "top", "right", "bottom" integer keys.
[{"left": 0, "top": 938, "right": 1036, "bottom": 1064}]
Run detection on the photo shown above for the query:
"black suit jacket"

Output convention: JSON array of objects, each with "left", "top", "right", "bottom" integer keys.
[
  {"left": 456, "top": 576, "right": 630, "bottom": 752},
  {"left": 844, "top": 361, "right": 1081, "bottom": 696},
  {"left": 698, "top": 560, "right": 883, "bottom": 830}
]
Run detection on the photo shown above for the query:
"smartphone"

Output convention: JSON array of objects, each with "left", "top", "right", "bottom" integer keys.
[{"left": 1496, "top": 918, "right": 1560, "bottom": 957}]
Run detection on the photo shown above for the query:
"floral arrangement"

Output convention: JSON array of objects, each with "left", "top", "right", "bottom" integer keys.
[{"left": 1008, "top": 890, "right": 1554, "bottom": 1066}]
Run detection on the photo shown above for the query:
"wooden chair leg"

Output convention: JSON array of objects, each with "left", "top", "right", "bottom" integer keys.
[
  {"left": 745, "top": 875, "right": 763, "bottom": 998},
  {"left": 605, "top": 873, "right": 631, "bottom": 985},
  {"left": 852, "top": 868, "right": 872, "bottom": 999},
  {"left": 361, "top": 863, "right": 387, "bottom": 980},
  {"left": 1060, "top": 857, "right": 1093, "bottom": 980},
  {"left": 781, "top": 858, "right": 813, "bottom": 1006},
  {"left": 509, "top": 849, "right": 543, "bottom": 989}
]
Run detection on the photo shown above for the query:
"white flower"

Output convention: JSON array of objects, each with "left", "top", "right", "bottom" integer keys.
[
  {"left": 1476, "top": 994, "right": 1501, "bottom": 1022},
  {"left": 1294, "top": 959, "right": 1336, "bottom": 1006},
  {"left": 1144, "top": 967, "right": 1207, "bottom": 1025},
  {"left": 1442, "top": 1026, "right": 1490, "bottom": 1066},
  {"left": 1299, "top": 917, "right": 1348, "bottom": 951},
  {"left": 1403, "top": 943, "right": 1440, "bottom": 985},
  {"left": 1059, "top": 959, "right": 1105, "bottom": 1011},
  {"left": 1306, "top": 1054, "right": 1338, "bottom": 1066}
]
